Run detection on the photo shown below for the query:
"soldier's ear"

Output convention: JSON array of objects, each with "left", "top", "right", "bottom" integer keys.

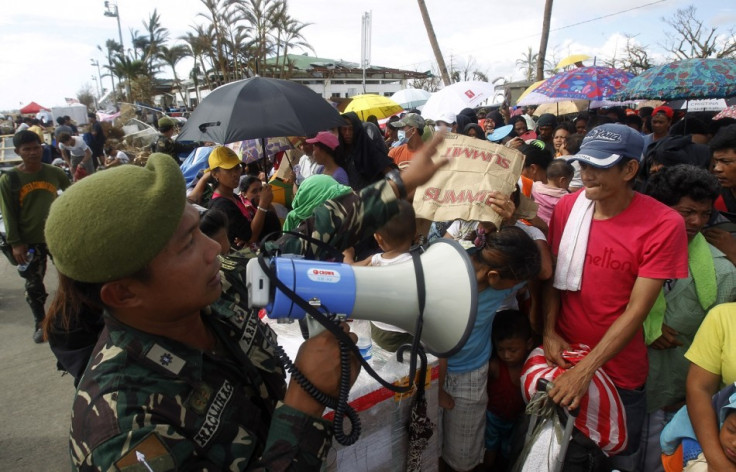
[{"left": 100, "top": 279, "right": 143, "bottom": 309}]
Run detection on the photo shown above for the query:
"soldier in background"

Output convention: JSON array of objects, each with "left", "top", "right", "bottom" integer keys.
[{"left": 153, "top": 116, "right": 204, "bottom": 165}]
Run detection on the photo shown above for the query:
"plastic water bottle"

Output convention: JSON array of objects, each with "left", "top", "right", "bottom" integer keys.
[
  {"left": 17, "top": 248, "right": 35, "bottom": 272},
  {"left": 352, "top": 319, "right": 373, "bottom": 361}
]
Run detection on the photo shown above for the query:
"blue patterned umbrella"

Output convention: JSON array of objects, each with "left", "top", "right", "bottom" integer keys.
[
  {"left": 612, "top": 58, "right": 736, "bottom": 101},
  {"left": 534, "top": 66, "right": 634, "bottom": 102}
]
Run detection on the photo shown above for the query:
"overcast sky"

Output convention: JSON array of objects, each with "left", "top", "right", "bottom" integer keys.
[{"left": 1, "top": 0, "right": 733, "bottom": 112}]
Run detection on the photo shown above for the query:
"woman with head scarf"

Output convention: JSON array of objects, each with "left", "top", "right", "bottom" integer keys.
[
  {"left": 283, "top": 175, "right": 352, "bottom": 232},
  {"left": 338, "top": 112, "right": 395, "bottom": 191},
  {"left": 463, "top": 123, "right": 486, "bottom": 140}
]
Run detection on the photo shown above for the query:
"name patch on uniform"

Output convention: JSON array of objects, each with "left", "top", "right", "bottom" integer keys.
[
  {"left": 193, "top": 380, "right": 234, "bottom": 448},
  {"left": 145, "top": 344, "right": 186, "bottom": 375}
]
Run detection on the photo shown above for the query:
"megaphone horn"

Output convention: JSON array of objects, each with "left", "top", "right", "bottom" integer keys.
[{"left": 246, "top": 239, "right": 478, "bottom": 357}]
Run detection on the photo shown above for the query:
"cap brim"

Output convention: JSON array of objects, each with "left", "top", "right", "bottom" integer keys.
[{"left": 568, "top": 151, "right": 623, "bottom": 169}]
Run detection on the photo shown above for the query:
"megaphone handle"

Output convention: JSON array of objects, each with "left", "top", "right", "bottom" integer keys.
[{"left": 305, "top": 315, "right": 326, "bottom": 338}]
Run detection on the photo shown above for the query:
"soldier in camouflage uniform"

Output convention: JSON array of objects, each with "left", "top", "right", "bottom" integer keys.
[
  {"left": 154, "top": 116, "right": 204, "bottom": 165},
  {"left": 44, "top": 133, "right": 448, "bottom": 471}
]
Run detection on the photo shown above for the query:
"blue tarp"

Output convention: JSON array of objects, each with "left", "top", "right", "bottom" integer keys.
[{"left": 180, "top": 147, "right": 213, "bottom": 186}]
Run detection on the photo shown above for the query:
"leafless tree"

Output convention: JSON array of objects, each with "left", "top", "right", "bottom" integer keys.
[
  {"left": 604, "top": 35, "right": 654, "bottom": 74},
  {"left": 662, "top": 6, "right": 736, "bottom": 59}
]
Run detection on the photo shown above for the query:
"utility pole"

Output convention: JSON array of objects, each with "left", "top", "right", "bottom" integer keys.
[
  {"left": 417, "top": 0, "right": 451, "bottom": 86},
  {"left": 536, "top": 0, "right": 554, "bottom": 81},
  {"left": 361, "top": 11, "right": 372, "bottom": 94}
]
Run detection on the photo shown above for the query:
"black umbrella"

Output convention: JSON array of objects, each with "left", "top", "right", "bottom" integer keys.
[{"left": 177, "top": 77, "right": 345, "bottom": 144}]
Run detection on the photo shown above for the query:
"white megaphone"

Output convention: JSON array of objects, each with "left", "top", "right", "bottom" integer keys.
[{"left": 246, "top": 239, "right": 478, "bottom": 357}]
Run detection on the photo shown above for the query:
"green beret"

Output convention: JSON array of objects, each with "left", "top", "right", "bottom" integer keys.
[
  {"left": 45, "top": 153, "right": 186, "bottom": 283},
  {"left": 158, "top": 116, "right": 176, "bottom": 129}
]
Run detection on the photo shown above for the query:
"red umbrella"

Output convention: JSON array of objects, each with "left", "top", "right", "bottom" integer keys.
[{"left": 20, "top": 102, "right": 50, "bottom": 114}]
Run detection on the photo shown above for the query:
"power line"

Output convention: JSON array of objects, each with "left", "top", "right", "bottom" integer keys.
[
  {"left": 551, "top": 0, "right": 668, "bottom": 32},
  {"left": 398, "top": 0, "right": 669, "bottom": 70}
]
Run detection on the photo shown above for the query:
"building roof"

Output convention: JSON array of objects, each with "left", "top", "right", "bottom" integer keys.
[{"left": 266, "top": 54, "right": 429, "bottom": 80}]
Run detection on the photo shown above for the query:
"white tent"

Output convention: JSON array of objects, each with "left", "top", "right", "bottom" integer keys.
[{"left": 51, "top": 104, "right": 89, "bottom": 126}]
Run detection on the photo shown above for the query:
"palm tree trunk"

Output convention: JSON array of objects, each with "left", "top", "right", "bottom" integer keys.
[
  {"left": 536, "top": 0, "right": 554, "bottom": 81},
  {"left": 417, "top": 0, "right": 451, "bottom": 86}
]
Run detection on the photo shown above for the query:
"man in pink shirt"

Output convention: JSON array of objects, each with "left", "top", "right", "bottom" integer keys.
[{"left": 543, "top": 124, "right": 689, "bottom": 470}]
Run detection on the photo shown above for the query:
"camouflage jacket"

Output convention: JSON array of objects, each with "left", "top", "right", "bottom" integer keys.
[
  {"left": 275, "top": 179, "right": 399, "bottom": 259},
  {"left": 70, "top": 251, "right": 332, "bottom": 471},
  {"left": 153, "top": 135, "right": 199, "bottom": 165}
]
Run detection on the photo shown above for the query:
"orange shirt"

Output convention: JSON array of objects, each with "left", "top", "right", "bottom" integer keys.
[{"left": 388, "top": 144, "right": 416, "bottom": 169}]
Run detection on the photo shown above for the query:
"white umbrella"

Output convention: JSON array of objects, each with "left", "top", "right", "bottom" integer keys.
[
  {"left": 390, "top": 88, "right": 432, "bottom": 110},
  {"left": 421, "top": 81, "right": 498, "bottom": 121}
]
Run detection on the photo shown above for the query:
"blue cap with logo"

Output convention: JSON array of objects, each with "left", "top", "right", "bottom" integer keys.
[{"left": 570, "top": 124, "right": 645, "bottom": 169}]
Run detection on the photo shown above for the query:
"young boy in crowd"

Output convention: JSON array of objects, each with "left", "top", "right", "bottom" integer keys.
[
  {"left": 482, "top": 310, "right": 535, "bottom": 471},
  {"left": 531, "top": 158, "right": 574, "bottom": 224},
  {"left": 345, "top": 200, "right": 417, "bottom": 351},
  {"left": 439, "top": 227, "right": 540, "bottom": 472}
]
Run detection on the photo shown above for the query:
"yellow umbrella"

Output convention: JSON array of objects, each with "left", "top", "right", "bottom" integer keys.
[
  {"left": 343, "top": 94, "right": 403, "bottom": 120},
  {"left": 516, "top": 80, "right": 546, "bottom": 105},
  {"left": 533, "top": 100, "right": 589, "bottom": 117},
  {"left": 556, "top": 54, "right": 591, "bottom": 69}
]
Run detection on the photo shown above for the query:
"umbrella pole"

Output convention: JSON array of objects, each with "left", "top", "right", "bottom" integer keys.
[
  {"left": 261, "top": 137, "right": 270, "bottom": 178},
  {"left": 684, "top": 100, "right": 689, "bottom": 134}
]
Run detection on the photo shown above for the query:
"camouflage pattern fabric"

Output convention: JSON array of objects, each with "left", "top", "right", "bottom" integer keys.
[
  {"left": 275, "top": 179, "right": 399, "bottom": 259},
  {"left": 153, "top": 135, "right": 199, "bottom": 165},
  {"left": 70, "top": 251, "right": 332, "bottom": 471},
  {"left": 18, "top": 242, "right": 49, "bottom": 325}
]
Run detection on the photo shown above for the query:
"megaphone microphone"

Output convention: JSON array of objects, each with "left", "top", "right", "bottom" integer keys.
[{"left": 246, "top": 239, "right": 478, "bottom": 357}]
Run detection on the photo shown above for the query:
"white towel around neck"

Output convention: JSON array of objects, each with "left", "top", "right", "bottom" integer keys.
[{"left": 553, "top": 191, "right": 595, "bottom": 291}]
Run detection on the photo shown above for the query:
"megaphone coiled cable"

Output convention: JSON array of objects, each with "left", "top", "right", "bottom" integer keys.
[{"left": 256, "top": 232, "right": 429, "bottom": 446}]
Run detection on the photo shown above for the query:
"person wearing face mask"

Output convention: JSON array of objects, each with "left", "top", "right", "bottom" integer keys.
[
  {"left": 434, "top": 112, "right": 456, "bottom": 134},
  {"left": 388, "top": 113, "right": 425, "bottom": 169}
]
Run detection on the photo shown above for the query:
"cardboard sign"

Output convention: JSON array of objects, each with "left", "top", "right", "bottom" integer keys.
[{"left": 413, "top": 133, "right": 525, "bottom": 227}]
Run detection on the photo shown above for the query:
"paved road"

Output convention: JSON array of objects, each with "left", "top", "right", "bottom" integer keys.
[{"left": 0, "top": 257, "right": 75, "bottom": 471}]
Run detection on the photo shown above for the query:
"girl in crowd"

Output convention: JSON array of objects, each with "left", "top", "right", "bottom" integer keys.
[{"left": 307, "top": 131, "right": 349, "bottom": 185}]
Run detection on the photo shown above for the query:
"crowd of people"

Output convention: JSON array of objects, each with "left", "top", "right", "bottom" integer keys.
[{"left": 2, "top": 98, "right": 736, "bottom": 472}]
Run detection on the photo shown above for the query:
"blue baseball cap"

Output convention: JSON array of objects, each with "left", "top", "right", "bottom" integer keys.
[{"left": 569, "top": 124, "right": 644, "bottom": 169}]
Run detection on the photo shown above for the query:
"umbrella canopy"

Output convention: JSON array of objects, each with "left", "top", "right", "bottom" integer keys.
[
  {"left": 176, "top": 77, "right": 345, "bottom": 144},
  {"left": 390, "top": 88, "right": 432, "bottom": 110},
  {"left": 556, "top": 54, "right": 592, "bottom": 69},
  {"left": 20, "top": 102, "right": 50, "bottom": 114},
  {"left": 535, "top": 66, "right": 634, "bottom": 102},
  {"left": 421, "top": 81, "right": 498, "bottom": 121},
  {"left": 516, "top": 80, "right": 546, "bottom": 105},
  {"left": 343, "top": 94, "right": 403, "bottom": 120},
  {"left": 533, "top": 100, "right": 589, "bottom": 117},
  {"left": 612, "top": 58, "right": 736, "bottom": 101},
  {"left": 715, "top": 105, "right": 736, "bottom": 121}
]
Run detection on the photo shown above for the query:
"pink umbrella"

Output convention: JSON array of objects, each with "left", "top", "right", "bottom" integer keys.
[{"left": 714, "top": 105, "right": 736, "bottom": 120}]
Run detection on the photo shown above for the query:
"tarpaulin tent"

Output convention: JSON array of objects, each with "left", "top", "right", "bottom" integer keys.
[{"left": 20, "top": 102, "right": 50, "bottom": 114}]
